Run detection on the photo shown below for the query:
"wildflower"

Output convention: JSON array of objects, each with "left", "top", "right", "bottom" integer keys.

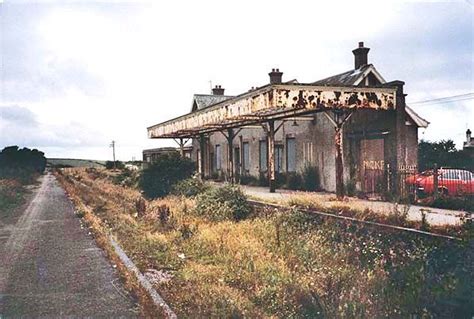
[{"left": 178, "top": 253, "right": 186, "bottom": 259}]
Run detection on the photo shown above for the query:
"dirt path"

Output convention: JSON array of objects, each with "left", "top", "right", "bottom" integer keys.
[{"left": 0, "top": 173, "right": 139, "bottom": 317}]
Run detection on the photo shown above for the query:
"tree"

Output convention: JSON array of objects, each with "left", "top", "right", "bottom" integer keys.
[
  {"left": 139, "top": 152, "right": 195, "bottom": 198},
  {"left": 418, "top": 140, "right": 473, "bottom": 171},
  {"left": 0, "top": 146, "right": 47, "bottom": 181}
]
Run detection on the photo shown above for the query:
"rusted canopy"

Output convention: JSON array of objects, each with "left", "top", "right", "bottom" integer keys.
[{"left": 148, "top": 83, "right": 397, "bottom": 138}]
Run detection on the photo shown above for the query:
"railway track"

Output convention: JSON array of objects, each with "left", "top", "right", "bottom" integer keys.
[{"left": 248, "top": 199, "right": 467, "bottom": 241}]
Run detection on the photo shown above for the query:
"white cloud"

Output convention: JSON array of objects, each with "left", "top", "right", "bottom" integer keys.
[{"left": 0, "top": 0, "right": 472, "bottom": 159}]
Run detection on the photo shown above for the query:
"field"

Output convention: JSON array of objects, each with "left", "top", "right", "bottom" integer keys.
[
  {"left": 47, "top": 158, "right": 106, "bottom": 168},
  {"left": 56, "top": 168, "right": 473, "bottom": 318}
]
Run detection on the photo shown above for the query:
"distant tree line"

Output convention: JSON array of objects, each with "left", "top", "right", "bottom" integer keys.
[
  {"left": 0, "top": 146, "right": 46, "bottom": 181},
  {"left": 418, "top": 140, "right": 473, "bottom": 172}
]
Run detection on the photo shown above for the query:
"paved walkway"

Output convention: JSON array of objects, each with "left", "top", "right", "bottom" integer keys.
[
  {"left": 237, "top": 184, "right": 468, "bottom": 226},
  {"left": 0, "top": 173, "right": 138, "bottom": 317}
]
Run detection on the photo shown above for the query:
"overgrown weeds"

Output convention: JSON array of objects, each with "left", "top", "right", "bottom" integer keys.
[
  {"left": 194, "top": 184, "right": 252, "bottom": 221},
  {"left": 0, "top": 179, "right": 26, "bottom": 213},
  {"left": 56, "top": 168, "right": 474, "bottom": 318}
]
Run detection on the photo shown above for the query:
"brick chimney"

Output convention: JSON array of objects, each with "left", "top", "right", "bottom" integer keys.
[
  {"left": 212, "top": 85, "right": 225, "bottom": 95},
  {"left": 269, "top": 68, "right": 283, "bottom": 84},
  {"left": 352, "top": 42, "right": 370, "bottom": 69}
]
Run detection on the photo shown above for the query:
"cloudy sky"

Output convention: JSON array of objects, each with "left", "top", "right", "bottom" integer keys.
[{"left": 0, "top": 0, "right": 473, "bottom": 160}]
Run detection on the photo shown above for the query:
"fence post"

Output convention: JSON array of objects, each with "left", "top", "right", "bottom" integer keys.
[
  {"left": 386, "top": 163, "right": 391, "bottom": 194},
  {"left": 433, "top": 163, "right": 438, "bottom": 199}
]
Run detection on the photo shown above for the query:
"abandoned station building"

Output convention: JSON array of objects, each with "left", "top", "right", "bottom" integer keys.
[{"left": 147, "top": 42, "right": 428, "bottom": 196}]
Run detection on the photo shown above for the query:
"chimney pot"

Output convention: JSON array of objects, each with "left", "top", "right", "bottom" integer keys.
[
  {"left": 352, "top": 41, "right": 370, "bottom": 69},
  {"left": 212, "top": 85, "right": 225, "bottom": 95},
  {"left": 269, "top": 68, "right": 283, "bottom": 84}
]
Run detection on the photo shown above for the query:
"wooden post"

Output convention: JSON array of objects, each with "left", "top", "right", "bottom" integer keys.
[
  {"left": 268, "top": 120, "right": 276, "bottom": 193},
  {"left": 199, "top": 133, "right": 205, "bottom": 179},
  {"left": 179, "top": 138, "right": 185, "bottom": 157},
  {"left": 335, "top": 126, "right": 344, "bottom": 199},
  {"left": 227, "top": 128, "right": 234, "bottom": 183}
]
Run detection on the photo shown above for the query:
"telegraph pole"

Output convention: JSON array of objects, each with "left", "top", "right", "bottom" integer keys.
[{"left": 110, "top": 140, "right": 116, "bottom": 169}]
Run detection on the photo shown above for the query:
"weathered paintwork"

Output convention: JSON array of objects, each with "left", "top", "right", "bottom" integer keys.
[{"left": 148, "top": 84, "right": 397, "bottom": 138}]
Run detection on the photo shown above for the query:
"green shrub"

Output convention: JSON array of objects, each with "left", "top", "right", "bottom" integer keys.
[
  {"left": 258, "top": 172, "right": 269, "bottom": 187},
  {"left": 0, "top": 146, "right": 46, "bottom": 183},
  {"left": 285, "top": 172, "right": 303, "bottom": 190},
  {"left": 105, "top": 160, "right": 125, "bottom": 170},
  {"left": 195, "top": 184, "right": 252, "bottom": 221},
  {"left": 302, "top": 166, "right": 320, "bottom": 191},
  {"left": 240, "top": 174, "right": 259, "bottom": 186},
  {"left": 139, "top": 153, "right": 195, "bottom": 198},
  {"left": 345, "top": 178, "right": 357, "bottom": 196},
  {"left": 172, "top": 177, "right": 209, "bottom": 197}
]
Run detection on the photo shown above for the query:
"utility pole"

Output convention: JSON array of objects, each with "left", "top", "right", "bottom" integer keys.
[{"left": 110, "top": 140, "right": 116, "bottom": 169}]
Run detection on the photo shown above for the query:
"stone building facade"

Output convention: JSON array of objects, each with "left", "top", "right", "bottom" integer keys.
[{"left": 189, "top": 43, "right": 428, "bottom": 193}]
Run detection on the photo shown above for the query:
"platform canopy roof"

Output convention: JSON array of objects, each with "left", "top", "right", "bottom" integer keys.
[{"left": 147, "top": 82, "right": 397, "bottom": 139}]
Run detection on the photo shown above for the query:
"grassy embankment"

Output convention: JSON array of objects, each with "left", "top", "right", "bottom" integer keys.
[
  {"left": 56, "top": 167, "right": 473, "bottom": 318},
  {"left": 0, "top": 179, "right": 28, "bottom": 214}
]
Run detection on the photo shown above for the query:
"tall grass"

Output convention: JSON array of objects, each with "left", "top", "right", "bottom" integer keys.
[{"left": 56, "top": 168, "right": 474, "bottom": 318}]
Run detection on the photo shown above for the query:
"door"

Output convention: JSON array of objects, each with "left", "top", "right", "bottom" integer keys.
[
  {"left": 234, "top": 147, "right": 241, "bottom": 181},
  {"left": 360, "top": 138, "right": 385, "bottom": 195}
]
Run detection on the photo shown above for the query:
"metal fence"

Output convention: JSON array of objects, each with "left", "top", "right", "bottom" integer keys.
[{"left": 361, "top": 165, "right": 473, "bottom": 203}]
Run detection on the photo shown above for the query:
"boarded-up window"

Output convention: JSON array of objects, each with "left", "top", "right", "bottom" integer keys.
[
  {"left": 275, "top": 145, "right": 283, "bottom": 173},
  {"left": 242, "top": 142, "right": 250, "bottom": 173},
  {"left": 215, "top": 144, "right": 221, "bottom": 170},
  {"left": 259, "top": 140, "right": 267, "bottom": 172},
  {"left": 286, "top": 138, "right": 296, "bottom": 172}
]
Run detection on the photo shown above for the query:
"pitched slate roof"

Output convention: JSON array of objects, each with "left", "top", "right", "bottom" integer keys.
[
  {"left": 191, "top": 94, "right": 234, "bottom": 112},
  {"left": 312, "top": 64, "right": 428, "bottom": 128},
  {"left": 312, "top": 64, "right": 372, "bottom": 86}
]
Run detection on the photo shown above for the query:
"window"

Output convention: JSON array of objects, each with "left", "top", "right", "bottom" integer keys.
[
  {"left": 303, "top": 142, "right": 314, "bottom": 164},
  {"left": 215, "top": 144, "right": 221, "bottom": 170},
  {"left": 460, "top": 170, "right": 473, "bottom": 181},
  {"left": 275, "top": 145, "right": 283, "bottom": 173},
  {"left": 286, "top": 138, "right": 296, "bottom": 172},
  {"left": 242, "top": 142, "right": 250, "bottom": 173},
  {"left": 259, "top": 140, "right": 267, "bottom": 172},
  {"left": 443, "top": 170, "right": 460, "bottom": 180}
]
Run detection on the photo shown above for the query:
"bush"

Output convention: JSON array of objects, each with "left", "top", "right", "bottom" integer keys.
[
  {"left": 172, "top": 177, "right": 209, "bottom": 197},
  {"left": 285, "top": 172, "right": 303, "bottom": 190},
  {"left": 240, "top": 174, "right": 259, "bottom": 186},
  {"left": 302, "top": 166, "right": 320, "bottom": 191},
  {"left": 195, "top": 184, "right": 252, "bottom": 221},
  {"left": 112, "top": 168, "right": 139, "bottom": 187},
  {"left": 345, "top": 178, "right": 357, "bottom": 196},
  {"left": 105, "top": 160, "right": 125, "bottom": 170},
  {"left": 0, "top": 146, "right": 46, "bottom": 183},
  {"left": 139, "top": 153, "right": 195, "bottom": 198},
  {"left": 258, "top": 172, "right": 269, "bottom": 187}
]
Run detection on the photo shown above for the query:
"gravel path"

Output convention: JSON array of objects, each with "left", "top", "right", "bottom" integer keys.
[{"left": 0, "top": 173, "right": 139, "bottom": 318}]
